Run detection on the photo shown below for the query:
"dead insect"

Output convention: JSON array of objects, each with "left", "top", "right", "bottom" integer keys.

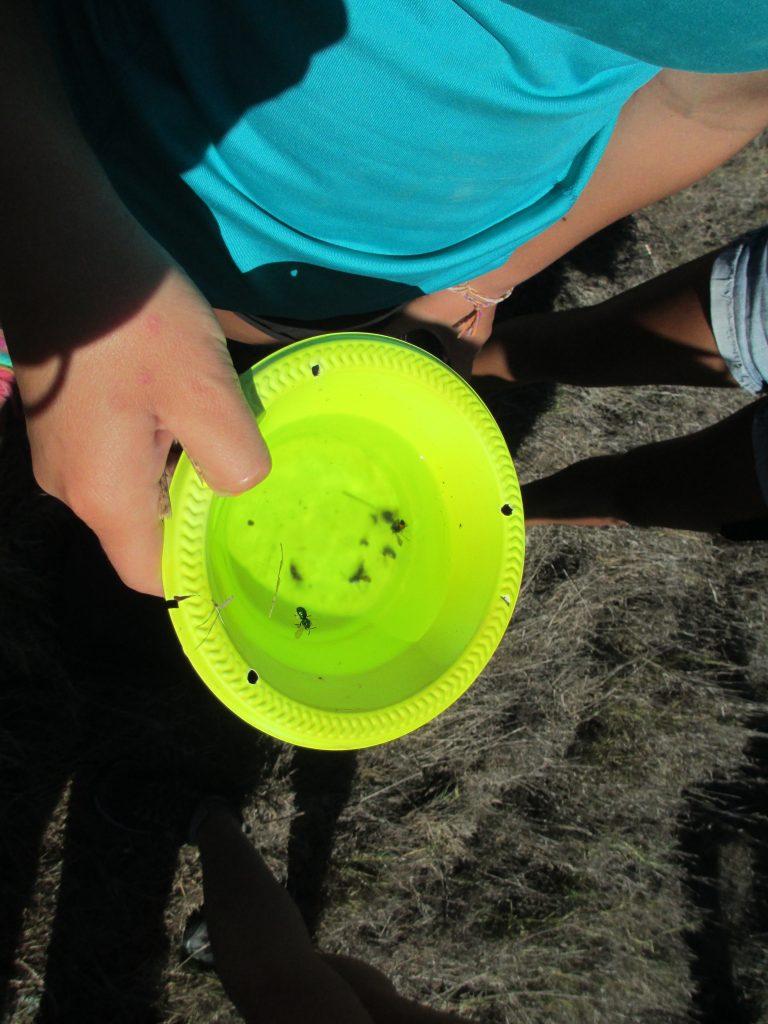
[
  {"left": 382, "top": 509, "right": 406, "bottom": 533},
  {"left": 294, "top": 606, "right": 314, "bottom": 638},
  {"left": 247, "top": 519, "right": 254, "bottom": 526},
  {"left": 289, "top": 562, "right": 303, "bottom": 582},
  {"left": 349, "top": 562, "right": 372, "bottom": 584},
  {"left": 359, "top": 537, "right": 369, "bottom": 547},
  {"left": 390, "top": 517, "right": 407, "bottom": 545},
  {"left": 382, "top": 546, "right": 397, "bottom": 559},
  {"left": 196, "top": 594, "right": 235, "bottom": 649}
]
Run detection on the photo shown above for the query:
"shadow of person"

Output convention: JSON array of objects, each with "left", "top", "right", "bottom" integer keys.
[
  {"left": 679, "top": 608, "right": 768, "bottom": 1024},
  {"left": 0, "top": 419, "right": 279, "bottom": 1023},
  {"left": 680, "top": 720, "right": 768, "bottom": 1024},
  {"left": 14, "top": 0, "right": 352, "bottom": 415},
  {"left": 286, "top": 749, "right": 357, "bottom": 938}
]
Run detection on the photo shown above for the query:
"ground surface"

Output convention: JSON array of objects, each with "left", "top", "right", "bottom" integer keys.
[{"left": 1, "top": 135, "right": 767, "bottom": 1024}]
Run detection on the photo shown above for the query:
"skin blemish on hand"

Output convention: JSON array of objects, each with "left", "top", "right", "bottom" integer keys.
[{"left": 142, "top": 312, "right": 165, "bottom": 336}]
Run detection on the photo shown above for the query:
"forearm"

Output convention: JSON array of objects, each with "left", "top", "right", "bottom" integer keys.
[{"left": 475, "top": 69, "right": 768, "bottom": 295}]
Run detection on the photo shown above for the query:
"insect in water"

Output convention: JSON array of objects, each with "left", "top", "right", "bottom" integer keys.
[
  {"left": 382, "top": 509, "right": 406, "bottom": 534},
  {"left": 289, "top": 562, "right": 303, "bottom": 582},
  {"left": 193, "top": 594, "right": 235, "bottom": 649},
  {"left": 294, "top": 606, "right": 314, "bottom": 638},
  {"left": 269, "top": 543, "right": 284, "bottom": 620},
  {"left": 390, "top": 517, "right": 407, "bottom": 546},
  {"left": 349, "top": 562, "right": 372, "bottom": 584}
]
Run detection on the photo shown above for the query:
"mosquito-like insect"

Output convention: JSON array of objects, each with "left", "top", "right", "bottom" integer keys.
[
  {"left": 294, "top": 606, "right": 314, "bottom": 638},
  {"left": 168, "top": 593, "right": 236, "bottom": 649}
]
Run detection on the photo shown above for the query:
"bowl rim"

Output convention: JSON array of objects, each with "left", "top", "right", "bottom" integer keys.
[{"left": 162, "top": 332, "right": 525, "bottom": 750}]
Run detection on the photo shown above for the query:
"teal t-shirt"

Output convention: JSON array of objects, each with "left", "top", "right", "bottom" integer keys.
[{"left": 47, "top": 1, "right": 763, "bottom": 319}]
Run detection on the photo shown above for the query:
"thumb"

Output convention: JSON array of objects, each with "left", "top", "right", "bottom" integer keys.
[{"left": 165, "top": 339, "right": 271, "bottom": 495}]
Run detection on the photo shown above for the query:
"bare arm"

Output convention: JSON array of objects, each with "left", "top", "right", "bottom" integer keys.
[
  {"left": 0, "top": 1, "right": 269, "bottom": 594},
  {"left": 490, "top": 68, "right": 768, "bottom": 289},
  {"left": 393, "top": 68, "right": 768, "bottom": 367}
]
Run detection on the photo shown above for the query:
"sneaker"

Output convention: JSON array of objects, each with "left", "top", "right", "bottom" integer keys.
[{"left": 181, "top": 907, "right": 215, "bottom": 968}]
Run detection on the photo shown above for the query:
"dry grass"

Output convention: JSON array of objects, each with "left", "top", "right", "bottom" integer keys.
[{"left": 2, "top": 137, "right": 767, "bottom": 1024}]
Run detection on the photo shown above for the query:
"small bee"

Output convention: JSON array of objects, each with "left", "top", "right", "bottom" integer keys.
[
  {"left": 382, "top": 509, "right": 407, "bottom": 545},
  {"left": 295, "top": 606, "right": 314, "bottom": 638}
]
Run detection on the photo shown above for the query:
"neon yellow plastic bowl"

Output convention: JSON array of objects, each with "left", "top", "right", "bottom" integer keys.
[{"left": 163, "top": 333, "right": 524, "bottom": 750}]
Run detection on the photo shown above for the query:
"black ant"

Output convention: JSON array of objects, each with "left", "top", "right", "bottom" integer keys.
[{"left": 294, "top": 606, "right": 315, "bottom": 638}]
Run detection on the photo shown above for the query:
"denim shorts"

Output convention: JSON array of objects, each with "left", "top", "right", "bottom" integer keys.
[{"left": 710, "top": 226, "right": 768, "bottom": 508}]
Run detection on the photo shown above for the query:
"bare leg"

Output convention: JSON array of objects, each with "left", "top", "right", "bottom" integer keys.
[
  {"left": 475, "top": 250, "right": 735, "bottom": 388},
  {"left": 195, "top": 806, "right": 470, "bottom": 1024},
  {"left": 523, "top": 400, "right": 767, "bottom": 530},
  {"left": 196, "top": 806, "right": 374, "bottom": 1024},
  {"left": 473, "top": 248, "right": 768, "bottom": 531},
  {"left": 319, "top": 955, "right": 469, "bottom": 1024}
]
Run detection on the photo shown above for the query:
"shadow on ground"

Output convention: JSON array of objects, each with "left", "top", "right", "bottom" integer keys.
[
  {"left": 0, "top": 419, "right": 279, "bottom": 1022},
  {"left": 0, "top": 215, "right": 640, "bottom": 1021},
  {"left": 679, "top": 597, "right": 768, "bottom": 1024}
]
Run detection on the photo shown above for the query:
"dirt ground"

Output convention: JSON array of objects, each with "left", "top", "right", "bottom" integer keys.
[{"left": 1, "top": 134, "right": 767, "bottom": 1024}]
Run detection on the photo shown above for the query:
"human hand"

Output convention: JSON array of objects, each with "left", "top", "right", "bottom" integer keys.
[{"left": 6, "top": 255, "right": 270, "bottom": 596}]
